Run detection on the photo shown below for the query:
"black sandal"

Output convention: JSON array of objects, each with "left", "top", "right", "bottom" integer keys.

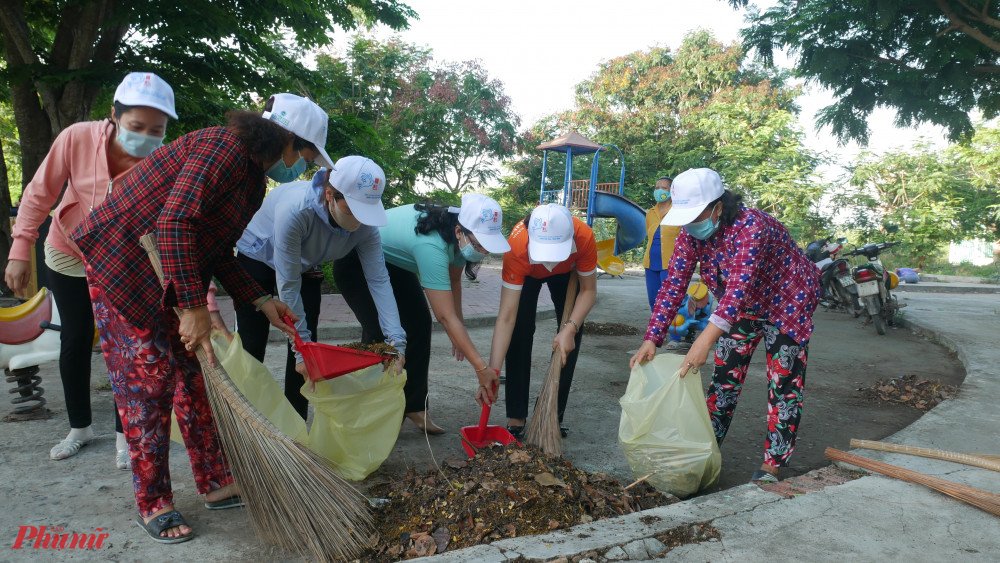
[
  {"left": 135, "top": 510, "right": 194, "bottom": 544},
  {"left": 506, "top": 425, "right": 524, "bottom": 439}
]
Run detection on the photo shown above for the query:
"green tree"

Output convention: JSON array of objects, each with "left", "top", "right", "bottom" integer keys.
[
  {"left": 840, "top": 135, "right": 1000, "bottom": 267},
  {"left": 729, "top": 0, "right": 1000, "bottom": 144},
  {"left": 503, "top": 31, "right": 829, "bottom": 242},
  {"left": 315, "top": 35, "right": 520, "bottom": 198},
  {"left": 0, "top": 0, "right": 415, "bottom": 187}
]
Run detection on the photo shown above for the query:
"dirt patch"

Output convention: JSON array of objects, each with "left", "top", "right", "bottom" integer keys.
[
  {"left": 650, "top": 521, "right": 722, "bottom": 555},
  {"left": 859, "top": 374, "right": 958, "bottom": 412},
  {"left": 338, "top": 341, "right": 400, "bottom": 358},
  {"left": 581, "top": 322, "right": 641, "bottom": 336},
  {"left": 362, "top": 444, "right": 674, "bottom": 561}
]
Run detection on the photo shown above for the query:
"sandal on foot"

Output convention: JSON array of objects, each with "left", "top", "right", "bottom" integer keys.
[
  {"left": 559, "top": 424, "right": 569, "bottom": 438},
  {"left": 750, "top": 470, "right": 779, "bottom": 484},
  {"left": 205, "top": 495, "right": 244, "bottom": 510},
  {"left": 135, "top": 511, "right": 194, "bottom": 544},
  {"left": 116, "top": 449, "right": 131, "bottom": 471},
  {"left": 506, "top": 425, "right": 524, "bottom": 439},
  {"left": 50, "top": 438, "right": 91, "bottom": 460}
]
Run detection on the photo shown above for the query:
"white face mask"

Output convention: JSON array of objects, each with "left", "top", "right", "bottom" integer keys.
[{"left": 329, "top": 199, "right": 361, "bottom": 232}]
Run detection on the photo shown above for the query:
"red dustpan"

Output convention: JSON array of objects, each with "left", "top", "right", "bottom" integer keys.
[
  {"left": 282, "top": 315, "right": 389, "bottom": 381},
  {"left": 460, "top": 381, "right": 519, "bottom": 457}
]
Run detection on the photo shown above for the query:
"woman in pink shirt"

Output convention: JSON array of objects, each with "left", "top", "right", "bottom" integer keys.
[
  {"left": 4, "top": 72, "right": 194, "bottom": 470},
  {"left": 630, "top": 168, "right": 820, "bottom": 484}
]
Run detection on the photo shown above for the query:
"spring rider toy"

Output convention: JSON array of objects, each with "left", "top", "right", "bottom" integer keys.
[
  {"left": 666, "top": 282, "right": 714, "bottom": 346},
  {"left": 1, "top": 288, "right": 62, "bottom": 415}
]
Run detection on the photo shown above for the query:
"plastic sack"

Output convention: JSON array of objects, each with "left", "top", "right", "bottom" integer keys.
[
  {"left": 171, "top": 330, "right": 308, "bottom": 445},
  {"left": 618, "top": 354, "right": 721, "bottom": 498},
  {"left": 300, "top": 364, "right": 406, "bottom": 481}
]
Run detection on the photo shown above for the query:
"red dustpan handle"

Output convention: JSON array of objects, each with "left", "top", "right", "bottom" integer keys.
[
  {"left": 281, "top": 314, "right": 304, "bottom": 348},
  {"left": 477, "top": 378, "right": 499, "bottom": 440}
]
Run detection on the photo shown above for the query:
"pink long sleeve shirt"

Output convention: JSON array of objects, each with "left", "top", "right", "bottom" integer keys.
[
  {"left": 11, "top": 121, "right": 140, "bottom": 262},
  {"left": 645, "top": 207, "right": 821, "bottom": 346}
]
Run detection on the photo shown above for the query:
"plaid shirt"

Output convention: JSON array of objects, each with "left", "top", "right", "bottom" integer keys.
[
  {"left": 72, "top": 127, "right": 267, "bottom": 329},
  {"left": 646, "top": 207, "right": 820, "bottom": 346}
]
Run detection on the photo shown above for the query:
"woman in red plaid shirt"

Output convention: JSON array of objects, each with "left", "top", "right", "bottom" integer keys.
[
  {"left": 630, "top": 168, "right": 820, "bottom": 485},
  {"left": 72, "top": 94, "right": 332, "bottom": 543}
]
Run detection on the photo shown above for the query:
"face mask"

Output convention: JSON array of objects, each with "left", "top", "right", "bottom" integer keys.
[
  {"left": 684, "top": 211, "right": 720, "bottom": 241},
  {"left": 266, "top": 153, "right": 306, "bottom": 183},
  {"left": 459, "top": 233, "right": 487, "bottom": 263},
  {"left": 329, "top": 200, "right": 361, "bottom": 232},
  {"left": 654, "top": 188, "right": 671, "bottom": 202},
  {"left": 116, "top": 122, "right": 164, "bottom": 158}
]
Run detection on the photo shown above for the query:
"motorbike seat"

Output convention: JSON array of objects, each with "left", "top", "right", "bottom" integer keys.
[{"left": 0, "top": 288, "right": 53, "bottom": 345}]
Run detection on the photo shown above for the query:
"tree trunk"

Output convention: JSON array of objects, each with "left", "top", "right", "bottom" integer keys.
[{"left": 0, "top": 137, "right": 11, "bottom": 294}]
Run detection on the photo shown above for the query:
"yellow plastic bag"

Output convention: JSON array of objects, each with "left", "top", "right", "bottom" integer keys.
[
  {"left": 171, "top": 331, "right": 308, "bottom": 445},
  {"left": 301, "top": 365, "right": 406, "bottom": 481},
  {"left": 618, "top": 354, "right": 721, "bottom": 498}
]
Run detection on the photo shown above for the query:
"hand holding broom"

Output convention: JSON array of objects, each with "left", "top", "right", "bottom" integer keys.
[{"left": 140, "top": 233, "right": 374, "bottom": 562}]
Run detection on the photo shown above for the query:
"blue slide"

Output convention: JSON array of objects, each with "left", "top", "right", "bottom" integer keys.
[{"left": 590, "top": 192, "right": 647, "bottom": 253}]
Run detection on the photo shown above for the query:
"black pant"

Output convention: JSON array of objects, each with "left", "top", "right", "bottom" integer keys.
[
  {"left": 46, "top": 266, "right": 123, "bottom": 432},
  {"left": 504, "top": 272, "right": 583, "bottom": 422},
  {"left": 332, "top": 249, "right": 428, "bottom": 414},
  {"left": 233, "top": 253, "right": 321, "bottom": 420}
]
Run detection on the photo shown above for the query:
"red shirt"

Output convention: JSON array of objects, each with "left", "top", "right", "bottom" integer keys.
[
  {"left": 501, "top": 217, "right": 598, "bottom": 288},
  {"left": 73, "top": 127, "right": 267, "bottom": 329}
]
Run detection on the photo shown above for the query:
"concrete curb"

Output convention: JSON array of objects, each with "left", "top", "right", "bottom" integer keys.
[{"left": 895, "top": 284, "right": 1000, "bottom": 294}]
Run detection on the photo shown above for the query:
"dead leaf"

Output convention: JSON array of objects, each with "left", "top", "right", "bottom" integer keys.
[
  {"left": 432, "top": 526, "right": 450, "bottom": 553},
  {"left": 508, "top": 450, "right": 531, "bottom": 463},
  {"left": 413, "top": 534, "right": 437, "bottom": 557},
  {"left": 445, "top": 458, "right": 468, "bottom": 469},
  {"left": 534, "top": 472, "right": 567, "bottom": 487}
]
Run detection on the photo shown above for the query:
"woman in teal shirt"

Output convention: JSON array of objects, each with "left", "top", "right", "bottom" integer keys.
[{"left": 333, "top": 194, "right": 510, "bottom": 433}]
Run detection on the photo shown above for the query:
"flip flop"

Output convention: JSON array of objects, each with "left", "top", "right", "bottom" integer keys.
[
  {"left": 135, "top": 510, "right": 194, "bottom": 544},
  {"left": 750, "top": 469, "right": 779, "bottom": 484},
  {"left": 205, "top": 495, "right": 245, "bottom": 510}
]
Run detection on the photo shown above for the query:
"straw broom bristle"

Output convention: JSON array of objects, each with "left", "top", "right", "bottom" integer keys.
[
  {"left": 849, "top": 439, "right": 1000, "bottom": 473},
  {"left": 525, "top": 350, "right": 563, "bottom": 457},
  {"left": 826, "top": 447, "right": 1000, "bottom": 517},
  {"left": 141, "top": 235, "right": 373, "bottom": 561}
]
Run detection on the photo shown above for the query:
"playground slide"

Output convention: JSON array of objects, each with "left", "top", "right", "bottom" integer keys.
[{"left": 590, "top": 192, "right": 647, "bottom": 253}]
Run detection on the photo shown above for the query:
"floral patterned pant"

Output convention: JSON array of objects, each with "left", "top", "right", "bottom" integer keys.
[
  {"left": 707, "top": 314, "right": 809, "bottom": 468},
  {"left": 88, "top": 273, "right": 231, "bottom": 517}
]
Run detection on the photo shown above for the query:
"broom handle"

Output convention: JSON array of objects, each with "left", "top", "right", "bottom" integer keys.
[
  {"left": 559, "top": 270, "right": 580, "bottom": 330},
  {"left": 850, "top": 439, "right": 1000, "bottom": 473}
]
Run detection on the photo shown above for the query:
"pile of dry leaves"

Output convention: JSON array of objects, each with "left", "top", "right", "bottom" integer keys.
[
  {"left": 361, "top": 444, "right": 673, "bottom": 562},
  {"left": 581, "top": 322, "right": 641, "bottom": 336},
  {"left": 860, "top": 374, "right": 958, "bottom": 411}
]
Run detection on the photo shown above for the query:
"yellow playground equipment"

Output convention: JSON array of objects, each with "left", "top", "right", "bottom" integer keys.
[{"left": 596, "top": 238, "right": 625, "bottom": 276}]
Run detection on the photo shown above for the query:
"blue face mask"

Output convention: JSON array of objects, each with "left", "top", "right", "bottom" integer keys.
[
  {"left": 266, "top": 153, "right": 306, "bottom": 183},
  {"left": 460, "top": 233, "right": 487, "bottom": 263},
  {"left": 684, "top": 206, "right": 721, "bottom": 240},
  {"left": 116, "top": 123, "right": 164, "bottom": 158},
  {"left": 654, "top": 188, "right": 671, "bottom": 202}
]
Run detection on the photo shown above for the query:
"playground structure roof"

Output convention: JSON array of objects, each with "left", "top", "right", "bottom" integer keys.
[{"left": 535, "top": 130, "right": 604, "bottom": 154}]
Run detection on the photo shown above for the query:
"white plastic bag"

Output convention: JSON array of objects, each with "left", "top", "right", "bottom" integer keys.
[{"left": 618, "top": 354, "right": 721, "bottom": 497}]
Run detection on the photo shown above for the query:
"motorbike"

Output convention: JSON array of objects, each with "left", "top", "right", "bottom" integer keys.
[
  {"left": 843, "top": 241, "right": 905, "bottom": 335},
  {"left": 806, "top": 237, "right": 861, "bottom": 317}
]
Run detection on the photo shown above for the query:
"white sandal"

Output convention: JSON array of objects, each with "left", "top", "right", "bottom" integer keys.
[
  {"left": 50, "top": 437, "right": 91, "bottom": 460},
  {"left": 116, "top": 449, "right": 131, "bottom": 470}
]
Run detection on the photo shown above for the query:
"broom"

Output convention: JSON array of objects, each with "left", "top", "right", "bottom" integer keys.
[
  {"left": 826, "top": 447, "right": 1000, "bottom": 517},
  {"left": 850, "top": 439, "right": 1000, "bottom": 473},
  {"left": 525, "top": 270, "right": 579, "bottom": 457},
  {"left": 140, "top": 234, "right": 372, "bottom": 561}
]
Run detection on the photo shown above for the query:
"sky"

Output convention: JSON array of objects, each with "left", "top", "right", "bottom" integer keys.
[{"left": 356, "top": 0, "right": 950, "bottom": 182}]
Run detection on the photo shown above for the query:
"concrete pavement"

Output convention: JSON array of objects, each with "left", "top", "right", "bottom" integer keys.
[{"left": 411, "top": 290, "right": 1000, "bottom": 562}]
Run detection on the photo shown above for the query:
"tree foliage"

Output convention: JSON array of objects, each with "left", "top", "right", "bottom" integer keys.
[
  {"left": 316, "top": 35, "right": 520, "bottom": 196},
  {"left": 729, "top": 0, "right": 1000, "bottom": 144},
  {"left": 0, "top": 0, "right": 416, "bottom": 189},
  {"left": 503, "top": 31, "right": 828, "bottom": 242},
  {"left": 838, "top": 129, "right": 1000, "bottom": 266}
]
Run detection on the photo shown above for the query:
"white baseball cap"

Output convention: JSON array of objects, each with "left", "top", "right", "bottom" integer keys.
[
  {"left": 262, "top": 93, "right": 334, "bottom": 170},
  {"left": 527, "top": 203, "right": 574, "bottom": 262},
  {"left": 660, "top": 168, "right": 725, "bottom": 226},
  {"left": 114, "top": 72, "right": 177, "bottom": 119},
  {"left": 328, "top": 156, "right": 387, "bottom": 226},
  {"left": 457, "top": 193, "right": 510, "bottom": 254}
]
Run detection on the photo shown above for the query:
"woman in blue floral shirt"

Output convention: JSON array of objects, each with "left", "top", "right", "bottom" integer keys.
[{"left": 630, "top": 168, "right": 820, "bottom": 484}]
